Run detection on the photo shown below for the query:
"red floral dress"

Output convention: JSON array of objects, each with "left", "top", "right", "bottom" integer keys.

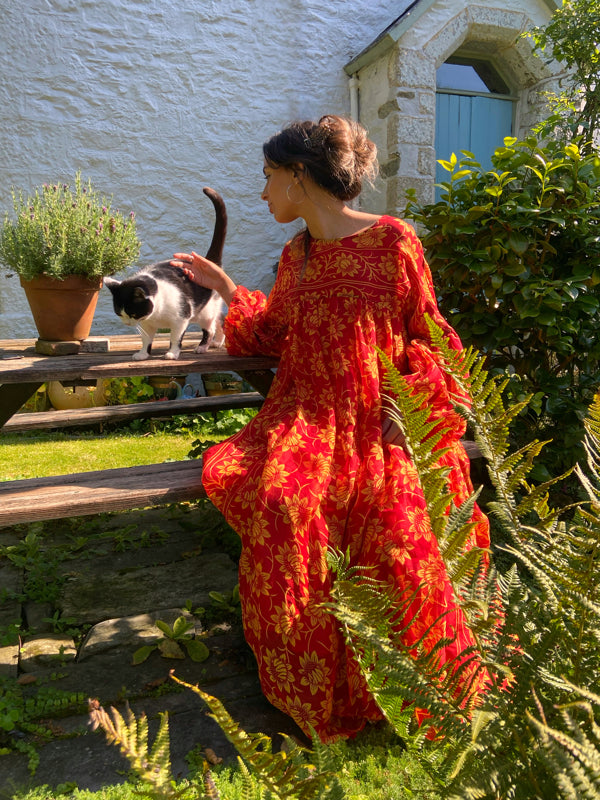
[{"left": 202, "top": 216, "right": 490, "bottom": 741}]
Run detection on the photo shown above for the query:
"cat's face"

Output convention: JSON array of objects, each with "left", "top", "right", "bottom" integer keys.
[{"left": 104, "top": 277, "right": 155, "bottom": 324}]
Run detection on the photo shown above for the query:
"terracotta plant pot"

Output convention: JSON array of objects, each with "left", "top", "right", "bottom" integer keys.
[{"left": 20, "top": 274, "right": 103, "bottom": 341}]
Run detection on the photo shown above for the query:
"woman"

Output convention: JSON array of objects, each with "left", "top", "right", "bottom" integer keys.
[{"left": 171, "top": 115, "right": 490, "bottom": 742}]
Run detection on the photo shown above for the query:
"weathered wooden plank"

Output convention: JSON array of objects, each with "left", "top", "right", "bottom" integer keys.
[
  {"left": 2, "top": 392, "right": 264, "bottom": 432},
  {"left": 0, "top": 349, "right": 279, "bottom": 385},
  {"left": 0, "top": 460, "right": 206, "bottom": 527}
]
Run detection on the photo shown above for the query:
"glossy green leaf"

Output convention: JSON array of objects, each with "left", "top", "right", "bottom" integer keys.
[
  {"left": 508, "top": 232, "right": 530, "bottom": 254},
  {"left": 132, "top": 645, "right": 155, "bottom": 665},
  {"left": 185, "top": 639, "right": 210, "bottom": 663}
]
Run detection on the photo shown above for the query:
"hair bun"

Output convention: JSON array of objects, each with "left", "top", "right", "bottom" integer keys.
[{"left": 317, "top": 115, "right": 378, "bottom": 200}]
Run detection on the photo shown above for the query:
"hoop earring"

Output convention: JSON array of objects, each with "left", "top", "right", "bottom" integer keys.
[{"left": 286, "top": 181, "right": 304, "bottom": 204}]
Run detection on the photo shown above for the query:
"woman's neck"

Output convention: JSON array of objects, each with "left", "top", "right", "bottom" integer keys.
[{"left": 303, "top": 203, "right": 379, "bottom": 241}]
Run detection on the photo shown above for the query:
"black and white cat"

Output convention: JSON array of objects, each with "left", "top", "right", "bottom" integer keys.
[{"left": 104, "top": 187, "right": 227, "bottom": 361}]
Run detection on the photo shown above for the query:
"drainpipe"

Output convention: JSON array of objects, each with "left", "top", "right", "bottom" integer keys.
[
  {"left": 348, "top": 74, "right": 360, "bottom": 208},
  {"left": 349, "top": 74, "right": 359, "bottom": 121}
]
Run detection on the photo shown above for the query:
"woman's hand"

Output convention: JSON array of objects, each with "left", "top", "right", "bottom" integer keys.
[
  {"left": 382, "top": 414, "right": 408, "bottom": 450},
  {"left": 171, "top": 251, "right": 237, "bottom": 305}
]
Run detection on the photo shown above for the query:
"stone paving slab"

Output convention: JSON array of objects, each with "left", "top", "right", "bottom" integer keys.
[{"left": 60, "top": 551, "right": 238, "bottom": 624}]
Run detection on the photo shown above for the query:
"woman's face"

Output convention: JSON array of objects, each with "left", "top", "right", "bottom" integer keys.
[{"left": 261, "top": 161, "right": 302, "bottom": 224}]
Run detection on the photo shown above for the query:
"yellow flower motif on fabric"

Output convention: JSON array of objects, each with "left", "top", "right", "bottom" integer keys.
[
  {"left": 329, "top": 474, "right": 354, "bottom": 508},
  {"left": 304, "top": 601, "right": 331, "bottom": 634},
  {"left": 239, "top": 549, "right": 253, "bottom": 580},
  {"left": 356, "top": 227, "right": 388, "bottom": 249},
  {"left": 217, "top": 455, "right": 245, "bottom": 478},
  {"left": 406, "top": 506, "right": 434, "bottom": 541},
  {"left": 381, "top": 531, "right": 416, "bottom": 568},
  {"left": 303, "top": 451, "right": 331, "bottom": 485},
  {"left": 274, "top": 541, "right": 305, "bottom": 584},
  {"left": 379, "top": 252, "right": 401, "bottom": 281},
  {"left": 305, "top": 303, "right": 331, "bottom": 327},
  {"left": 299, "top": 651, "right": 330, "bottom": 696},
  {"left": 286, "top": 694, "right": 320, "bottom": 730},
  {"left": 248, "top": 512, "right": 271, "bottom": 546},
  {"left": 269, "top": 599, "right": 302, "bottom": 647},
  {"left": 333, "top": 252, "right": 361, "bottom": 277},
  {"left": 393, "top": 332, "right": 406, "bottom": 360},
  {"left": 249, "top": 561, "right": 273, "bottom": 597},
  {"left": 243, "top": 603, "right": 263, "bottom": 642},
  {"left": 394, "top": 459, "right": 421, "bottom": 492},
  {"left": 283, "top": 495, "right": 314, "bottom": 530},
  {"left": 277, "top": 427, "right": 304, "bottom": 454},
  {"left": 238, "top": 489, "right": 258, "bottom": 511},
  {"left": 362, "top": 352, "right": 379, "bottom": 382},
  {"left": 263, "top": 648, "right": 294, "bottom": 694},
  {"left": 327, "top": 312, "right": 348, "bottom": 336},
  {"left": 261, "top": 459, "right": 291, "bottom": 492},
  {"left": 312, "top": 354, "right": 330, "bottom": 382},
  {"left": 330, "top": 351, "right": 352, "bottom": 378},
  {"left": 322, "top": 423, "right": 337, "bottom": 449},
  {"left": 307, "top": 541, "right": 329, "bottom": 584},
  {"left": 416, "top": 553, "right": 451, "bottom": 589}
]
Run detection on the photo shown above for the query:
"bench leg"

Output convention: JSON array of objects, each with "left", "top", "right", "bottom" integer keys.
[
  {"left": 237, "top": 369, "right": 275, "bottom": 398},
  {"left": 0, "top": 382, "right": 43, "bottom": 428}
]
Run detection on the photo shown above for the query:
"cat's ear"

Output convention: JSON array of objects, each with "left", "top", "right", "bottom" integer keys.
[{"left": 133, "top": 286, "right": 149, "bottom": 302}]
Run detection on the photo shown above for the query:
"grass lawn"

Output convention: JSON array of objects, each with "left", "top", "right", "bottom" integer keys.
[
  {"left": 0, "top": 407, "right": 256, "bottom": 480},
  {"left": 1, "top": 428, "right": 198, "bottom": 480}
]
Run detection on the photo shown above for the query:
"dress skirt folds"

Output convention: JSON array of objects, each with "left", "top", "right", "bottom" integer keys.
[{"left": 202, "top": 216, "right": 490, "bottom": 742}]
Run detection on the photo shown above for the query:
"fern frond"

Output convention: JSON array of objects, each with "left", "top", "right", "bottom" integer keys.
[
  {"left": 88, "top": 699, "right": 183, "bottom": 799},
  {"left": 169, "top": 674, "right": 344, "bottom": 800},
  {"left": 378, "top": 346, "right": 488, "bottom": 623}
]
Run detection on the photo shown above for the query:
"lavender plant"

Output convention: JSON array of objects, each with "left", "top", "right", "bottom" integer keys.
[{"left": 0, "top": 172, "right": 140, "bottom": 280}]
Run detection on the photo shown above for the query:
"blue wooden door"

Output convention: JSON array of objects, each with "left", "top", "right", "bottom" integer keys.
[{"left": 435, "top": 93, "right": 513, "bottom": 196}]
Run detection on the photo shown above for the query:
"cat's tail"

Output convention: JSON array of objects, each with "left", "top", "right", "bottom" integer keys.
[{"left": 202, "top": 187, "right": 227, "bottom": 266}]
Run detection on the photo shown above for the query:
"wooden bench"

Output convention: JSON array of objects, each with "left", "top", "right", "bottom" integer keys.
[
  {"left": 2, "top": 391, "right": 264, "bottom": 433},
  {"left": 0, "top": 460, "right": 207, "bottom": 527}
]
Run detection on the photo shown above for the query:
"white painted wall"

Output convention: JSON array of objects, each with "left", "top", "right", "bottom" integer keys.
[{"left": 0, "top": 0, "right": 404, "bottom": 338}]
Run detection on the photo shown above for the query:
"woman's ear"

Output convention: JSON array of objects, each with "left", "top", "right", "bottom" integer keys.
[{"left": 292, "top": 164, "right": 305, "bottom": 181}]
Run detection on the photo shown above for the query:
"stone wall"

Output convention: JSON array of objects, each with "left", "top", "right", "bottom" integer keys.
[{"left": 0, "top": 0, "right": 399, "bottom": 338}]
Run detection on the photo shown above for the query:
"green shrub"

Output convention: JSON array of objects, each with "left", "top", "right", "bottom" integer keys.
[{"left": 405, "top": 136, "right": 600, "bottom": 477}]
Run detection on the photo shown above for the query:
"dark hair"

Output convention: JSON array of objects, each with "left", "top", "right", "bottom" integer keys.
[{"left": 262, "top": 114, "right": 378, "bottom": 201}]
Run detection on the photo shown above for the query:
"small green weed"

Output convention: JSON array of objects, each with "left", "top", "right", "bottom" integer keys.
[
  {"left": 132, "top": 615, "right": 209, "bottom": 665},
  {"left": 0, "top": 676, "right": 86, "bottom": 774},
  {"left": 187, "top": 408, "right": 257, "bottom": 459},
  {"left": 0, "top": 527, "right": 65, "bottom": 606}
]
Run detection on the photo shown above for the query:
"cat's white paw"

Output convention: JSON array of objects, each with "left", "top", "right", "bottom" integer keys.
[
  {"left": 132, "top": 350, "right": 150, "bottom": 361},
  {"left": 165, "top": 351, "right": 179, "bottom": 360},
  {"left": 195, "top": 344, "right": 210, "bottom": 354}
]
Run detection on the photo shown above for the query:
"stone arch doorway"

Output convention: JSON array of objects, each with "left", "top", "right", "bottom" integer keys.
[{"left": 346, "top": 3, "right": 562, "bottom": 213}]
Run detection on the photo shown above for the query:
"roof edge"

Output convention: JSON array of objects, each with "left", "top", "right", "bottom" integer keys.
[
  {"left": 344, "top": 0, "right": 563, "bottom": 75},
  {"left": 344, "top": 0, "right": 432, "bottom": 75}
]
